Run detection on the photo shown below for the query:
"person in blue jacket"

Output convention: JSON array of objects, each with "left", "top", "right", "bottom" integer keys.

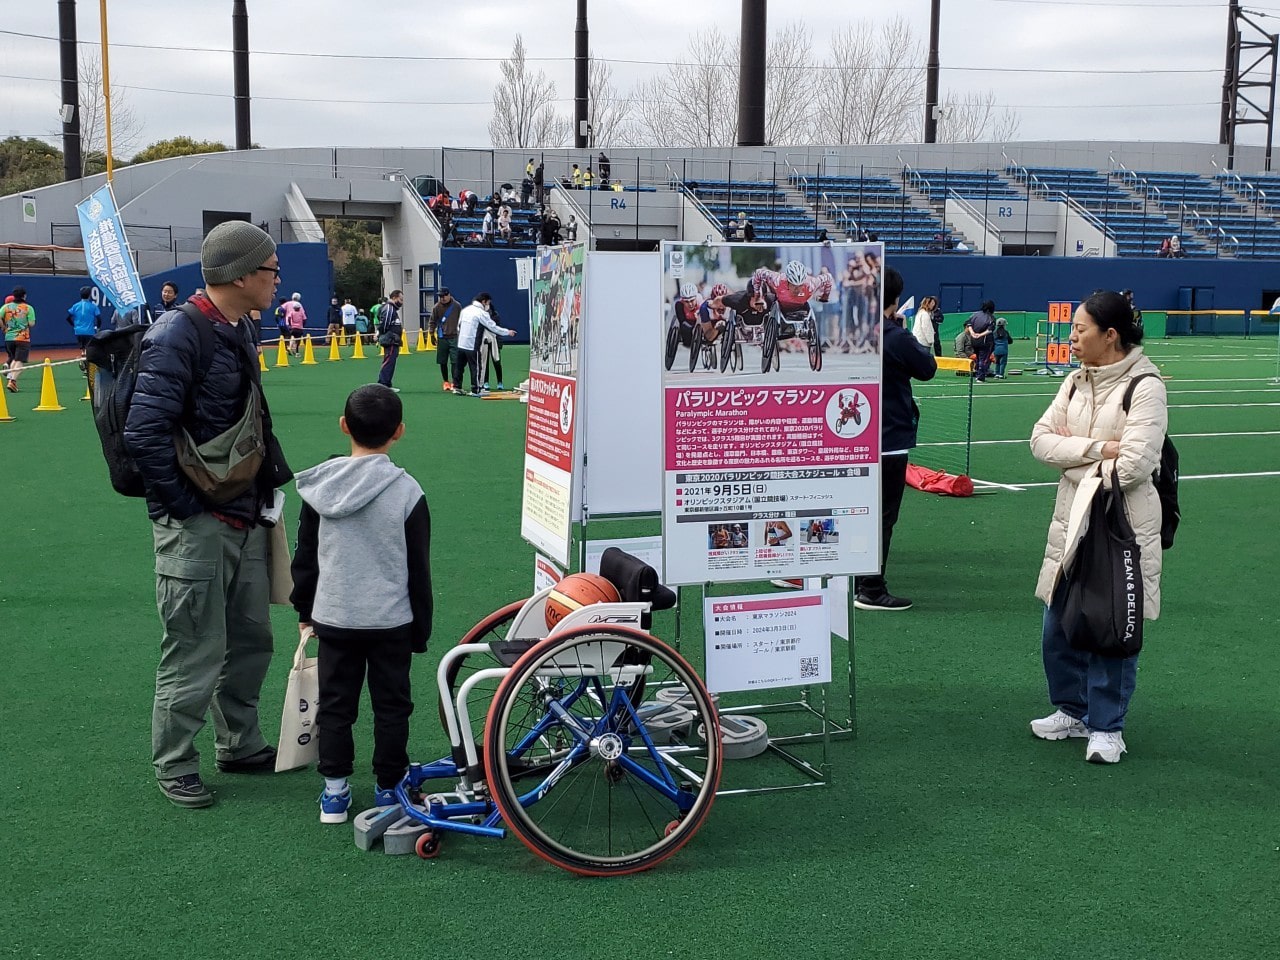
[
  {"left": 853, "top": 266, "right": 938, "bottom": 612},
  {"left": 66, "top": 286, "right": 102, "bottom": 356}
]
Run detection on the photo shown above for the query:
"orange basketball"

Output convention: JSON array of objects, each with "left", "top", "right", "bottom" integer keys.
[{"left": 545, "top": 573, "right": 621, "bottom": 629}]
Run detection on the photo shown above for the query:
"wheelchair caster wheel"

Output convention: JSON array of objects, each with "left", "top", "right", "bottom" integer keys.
[
  {"left": 664, "top": 820, "right": 681, "bottom": 837},
  {"left": 415, "top": 832, "right": 441, "bottom": 859}
]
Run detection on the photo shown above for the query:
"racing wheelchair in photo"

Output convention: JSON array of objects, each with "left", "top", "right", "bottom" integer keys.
[{"left": 384, "top": 549, "right": 722, "bottom": 876}]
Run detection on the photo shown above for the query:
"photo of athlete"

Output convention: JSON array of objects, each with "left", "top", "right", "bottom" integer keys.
[{"left": 662, "top": 241, "right": 881, "bottom": 385}]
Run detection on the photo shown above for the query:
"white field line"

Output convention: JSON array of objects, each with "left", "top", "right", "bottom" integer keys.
[
  {"left": 970, "top": 477, "right": 1028, "bottom": 492},
  {"left": 920, "top": 387, "right": 1280, "bottom": 401},
  {"left": 1009, "top": 471, "right": 1280, "bottom": 490},
  {"left": 919, "top": 429, "right": 1280, "bottom": 448}
]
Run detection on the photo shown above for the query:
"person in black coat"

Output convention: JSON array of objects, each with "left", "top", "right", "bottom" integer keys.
[{"left": 853, "top": 266, "right": 938, "bottom": 612}]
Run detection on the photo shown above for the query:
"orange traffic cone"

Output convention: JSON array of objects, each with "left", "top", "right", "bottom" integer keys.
[
  {"left": 33, "top": 358, "right": 65, "bottom": 412},
  {"left": 301, "top": 335, "right": 318, "bottom": 365},
  {"left": 351, "top": 336, "right": 366, "bottom": 360},
  {"left": 327, "top": 336, "right": 342, "bottom": 362}
]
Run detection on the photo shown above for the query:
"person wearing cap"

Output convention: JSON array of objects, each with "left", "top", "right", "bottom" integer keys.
[
  {"left": 430, "top": 289, "right": 461, "bottom": 392},
  {"left": 123, "top": 220, "right": 294, "bottom": 809}
]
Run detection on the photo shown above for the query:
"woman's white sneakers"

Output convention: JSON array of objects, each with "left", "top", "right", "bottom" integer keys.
[
  {"left": 1031, "top": 710, "right": 1127, "bottom": 763},
  {"left": 1030, "top": 709, "right": 1088, "bottom": 740},
  {"left": 1085, "top": 730, "right": 1127, "bottom": 764}
]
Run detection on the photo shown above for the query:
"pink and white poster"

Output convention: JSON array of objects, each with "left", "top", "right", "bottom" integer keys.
[
  {"left": 521, "top": 242, "right": 585, "bottom": 565},
  {"left": 659, "top": 241, "right": 884, "bottom": 585}
]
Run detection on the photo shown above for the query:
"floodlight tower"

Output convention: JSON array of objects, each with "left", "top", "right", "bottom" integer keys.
[
  {"left": 233, "top": 0, "right": 251, "bottom": 150},
  {"left": 1220, "top": 0, "right": 1278, "bottom": 170},
  {"left": 58, "top": 0, "right": 82, "bottom": 180},
  {"left": 924, "top": 0, "right": 941, "bottom": 143}
]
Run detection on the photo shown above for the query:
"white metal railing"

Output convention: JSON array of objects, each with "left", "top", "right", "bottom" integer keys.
[
  {"left": 945, "top": 188, "right": 1003, "bottom": 254},
  {"left": 667, "top": 162, "right": 725, "bottom": 235}
]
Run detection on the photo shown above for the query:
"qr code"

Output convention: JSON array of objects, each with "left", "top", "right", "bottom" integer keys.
[{"left": 799, "top": 657, "right": 820, "bottom": 679}]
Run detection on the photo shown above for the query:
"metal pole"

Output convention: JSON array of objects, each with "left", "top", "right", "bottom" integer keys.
[
  {"left": 1267, "top": 33, "right": 1278, "bottom": 172},
  {"left": 58, "top": 0, "right": 82, "bottom": 181},
  {"left": 98, "top": 0, "right": 113, "bottom": 180},
  {"left": 1221, "top": 0, "right": 1240, "bottom": 147},
  {"left": 574, "top": 0, "right": 588, "bottom": 149},
  {"left": 924, "top": 0, "right": 941, "bottom": 143},
  {"left": 737, "top": 0, "right": 767, "bottom": 146},
  {"left": 233, "top": 0, "right": 251, "bottom": 150}
]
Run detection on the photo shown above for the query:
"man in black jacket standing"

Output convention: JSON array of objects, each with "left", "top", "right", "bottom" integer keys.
[
  {"left": 125, "top": 220, "right": 293, "bottom": 807},
  {"left": 854, "top": 266, "right": 937, "bottom": 611}
]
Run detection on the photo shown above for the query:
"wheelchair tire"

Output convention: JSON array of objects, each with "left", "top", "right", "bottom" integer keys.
[
  {"left": 761, "top": 313, "right": 777, "bottom": 374},
  {"left": 688, "top": 323, "right": 703, "bottom": 373},
  {"left": 664, "top": 320, "right": 680, "bottom": 371},
  {"left": 718, "top": 318, "right": 735, "bottom": 373},
  {"left": 438, "top": 600, "right": 525, "bottom": 766},
  {"left": 483, "top": 625, "right": 722, "bottom": 877},
  {"left": 806, "top": 314, "right": 823, "bottom": 372}
]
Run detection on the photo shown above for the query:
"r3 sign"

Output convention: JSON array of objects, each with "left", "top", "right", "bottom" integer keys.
[
  {"left": 997, "top": 206, "right": 1015, "bottom": 218},
  {"left": 609, "top": 197, "right": 627, "bottom": 209}
]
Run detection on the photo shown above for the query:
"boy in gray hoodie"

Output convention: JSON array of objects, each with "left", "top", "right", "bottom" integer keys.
[{"left": 290, "top": 384, "right": 433, "bottom": 823}]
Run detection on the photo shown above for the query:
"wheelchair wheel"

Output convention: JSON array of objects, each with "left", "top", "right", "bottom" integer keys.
[
  {"left": 664, "top": 320, "right": 680, "bottom": 371},
  {"left": 761, "top": 313, "right": 778, "bottom": 374},
  {"left": 439, "top": 600, "right": 524, "bottom": 765},
  {"left": 718, "top": 319, "right": 736, "bottom": 373},
  {"left": 805, "top": 314, "right": 823, "bottom": 371},
  {"left": 688, "top": 323, "right": 704, "bottom": 373},
  {"left": 835, "top": 417, "right": 844, "bottom": 434},
  {"left": 483, "top": 625, "right": 722, "bottom": 877}
]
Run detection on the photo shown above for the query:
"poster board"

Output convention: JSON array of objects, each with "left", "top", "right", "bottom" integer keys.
[
  {"left": 520, "top": 242, "right": 586, "bottom": 566},
  {"left": 659, "top": 241, "right": 885, "bottom": 586}
]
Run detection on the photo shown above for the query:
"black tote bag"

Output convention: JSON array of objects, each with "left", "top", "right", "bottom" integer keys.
[{"left": 1061, "top": 468, "right": 1144, "bottom": 658}]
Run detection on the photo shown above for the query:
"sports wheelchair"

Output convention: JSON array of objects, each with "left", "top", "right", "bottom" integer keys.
[{"left": 391, "top": 548, "right": 722, "bottom": 876}]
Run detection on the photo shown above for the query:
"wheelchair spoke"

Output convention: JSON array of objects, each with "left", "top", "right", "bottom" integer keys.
[{"left": 485, "top": 626, "right": 722, "bottom": 876}]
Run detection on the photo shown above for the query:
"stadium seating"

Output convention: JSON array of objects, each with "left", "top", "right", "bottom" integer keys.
[
  {"left": 688, "top": 180, "right": 823, "bottom": 243},
  {"left": 787, "top": 174, "right": 962, "bottom": 253},
  {"left": 1016, "top": 166, "right": 1210, "bottom": 258},
  {"left": 1133, "top": 170, "right": 1280, "bottom": 259}
]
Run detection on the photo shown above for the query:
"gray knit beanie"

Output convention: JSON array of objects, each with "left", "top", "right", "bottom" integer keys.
[{"left": 200, "top": 221, "right": 276, "bottom": 285}]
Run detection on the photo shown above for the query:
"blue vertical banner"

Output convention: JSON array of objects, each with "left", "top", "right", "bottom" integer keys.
[{"left": 76, "top": 184, "right": 147, "bottom": 316}]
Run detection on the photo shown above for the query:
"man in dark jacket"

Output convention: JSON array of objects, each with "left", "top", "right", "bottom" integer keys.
[
  {"left": 376, "top": 289, "right": 405, "bottom": 390},
  {"left": 430, "top": 289, "right": 462, "bottom": 391},
  {"left": 124, "top": 220, "right": 293, "bottom": 808},
  {"left": 854, "top": 266, "right": 937, "bottom": 611}
]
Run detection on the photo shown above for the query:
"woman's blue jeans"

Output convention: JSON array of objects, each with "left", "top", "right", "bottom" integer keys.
[{"left": 1041, "top": 584, "right": 1138, "bottom": 732}]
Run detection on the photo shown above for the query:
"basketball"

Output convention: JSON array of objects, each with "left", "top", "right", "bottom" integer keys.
[{"left": 545, "top": 573, "right": 621, "bottom": 630}]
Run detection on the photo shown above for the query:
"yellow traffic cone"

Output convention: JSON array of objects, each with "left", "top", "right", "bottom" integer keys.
[
  {"left": 276, "top": 338, "right": 289, "bottom": 368},
  {"left": 339, "top": 331, "right": 348, "bottom": 347},
  {"left": 416, "top": 329, "right": 430, "bottom": 352},
  {"left": 33, "top": 358, "right": 65, "bottom": 412},
  {"left": 401, "top": 333, "right": 412, "bottom": 355},
  {"left": 0, "top": 377, "right": 14, "bottom": 421},
  {"left": 327, "top": 336, "right": 342, "bottom": 362},
  {"left": 351, "top": 336, "right": 366, "bottom": 359},
  {"left": 301, "top": 335, "right": 318, "bottom": 365},
  {"left": 259, "top": 350, "right": 269, "bottom": 372}
]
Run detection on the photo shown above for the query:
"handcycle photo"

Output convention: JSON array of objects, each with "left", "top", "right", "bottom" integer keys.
[{"left": 361, "top": 548, "right": 722, "bottom": 877}]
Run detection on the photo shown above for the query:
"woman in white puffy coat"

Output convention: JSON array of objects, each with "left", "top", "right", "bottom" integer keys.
[{"left": 1028, "top": 290, "right": 1167, "bottom": 765}]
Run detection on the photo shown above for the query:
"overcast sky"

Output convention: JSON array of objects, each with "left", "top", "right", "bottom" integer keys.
[{"left": 2, "top": 0, "right": 1273, "bottom": 155}]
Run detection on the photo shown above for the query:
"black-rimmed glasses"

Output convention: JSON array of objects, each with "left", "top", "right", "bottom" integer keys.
[{"left": 256, "top": 265, "right": 281, "bottom": 276}]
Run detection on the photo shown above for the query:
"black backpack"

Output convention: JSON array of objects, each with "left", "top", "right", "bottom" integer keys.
[
  {"left": 85, "top": 303, "right": 216, "bottom": 498},
  {"left": 1069, "top": 372, "right": 1180, "bottom": 549}
]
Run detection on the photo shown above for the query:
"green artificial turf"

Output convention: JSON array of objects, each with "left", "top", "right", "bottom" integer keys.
[{"left": 2, "top": 339, "right": 1278, "bottom": 960}]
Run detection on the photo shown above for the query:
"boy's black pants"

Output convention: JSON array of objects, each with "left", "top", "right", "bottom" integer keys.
[{"left": 316, "top": 631, "right": 413, "bottom": 788}]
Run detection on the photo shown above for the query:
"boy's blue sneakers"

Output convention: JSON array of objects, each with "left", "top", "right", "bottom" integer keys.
[
  {"left": 319, "top": 787, "right": 352, "bottom": 824},
  {"left": 374, "top": 785, "right": 399, "bottom": 808}
]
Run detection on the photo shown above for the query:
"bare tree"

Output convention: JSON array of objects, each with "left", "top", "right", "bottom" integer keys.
[
  {"left": 586, "top": 55, "right": 629, "bottom": 148},
  {"left": 629, "top": 28, "right": 738, "bottom": 147},
  {"left": 489, "top": 35, "right": 568, "bottom": 149},
  {"left": 765, "top": 22, "right": 816, "bottom": 145},
  {"left": 77, "top": 50, "right": 143, "bottom": 172},
  {"left": 938, "top": 90, "right": 1022, "bottom": 143},
  {"left": 813, "top": 18, "right": 922, "bottom": 145}
]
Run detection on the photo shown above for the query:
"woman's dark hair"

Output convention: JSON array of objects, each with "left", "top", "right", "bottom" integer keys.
[
  {"left": 344, "top": 384, "right": 402, "bottom": 448},
  {"left": 882, "top": 267, "right": 904, "bottom": 310},
  {"left": 1081, "top": 289, "right": 1144, "bottom": 347},
  {"left": 980, "top": 299, "right": 996, "bottom": 314},
  {"left": 11, "top": 286, "right": 26, "bottom": 302}
]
